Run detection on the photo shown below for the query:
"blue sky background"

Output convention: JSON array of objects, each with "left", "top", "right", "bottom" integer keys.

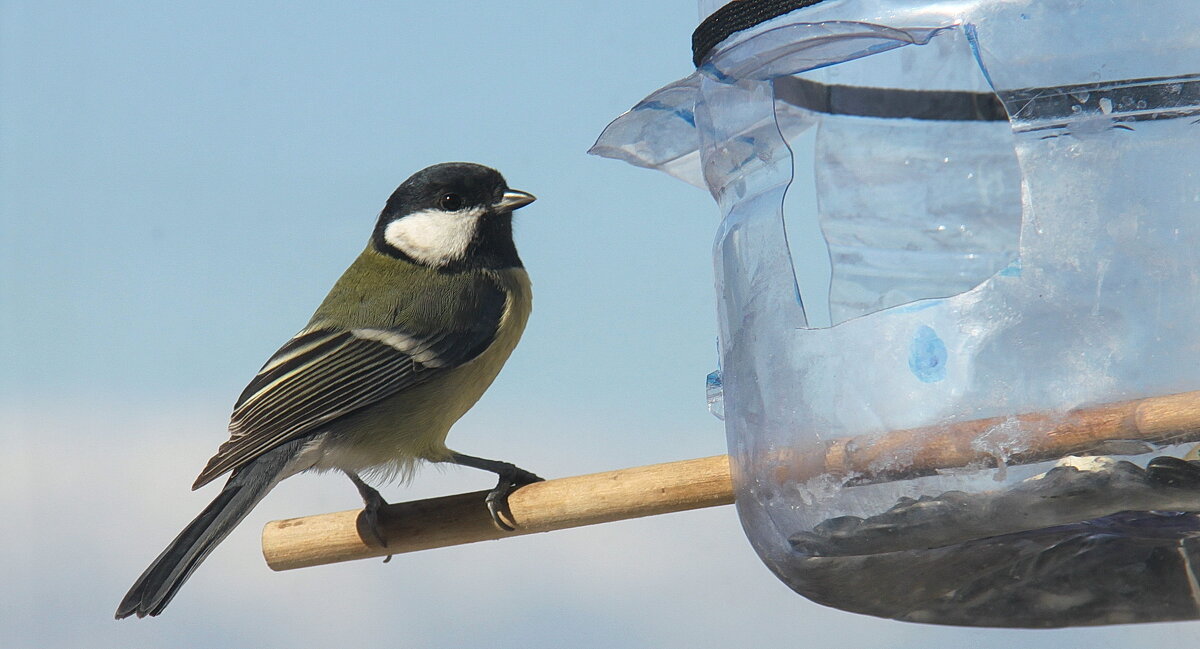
[{"left": 2, "top": 1, "right": 1199, "bottom": 647}]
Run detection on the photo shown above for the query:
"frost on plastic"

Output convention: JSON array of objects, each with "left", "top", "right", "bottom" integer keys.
[{"left": 593, "top": 0, "right": 1200, "bottom": 628}]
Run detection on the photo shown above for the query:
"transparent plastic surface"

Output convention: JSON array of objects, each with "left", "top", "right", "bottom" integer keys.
[{"left": 593, "top": 0, "right": 1200, "bottom": 628}]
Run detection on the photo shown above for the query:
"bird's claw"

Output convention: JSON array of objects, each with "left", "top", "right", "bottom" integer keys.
[
  {"left": 444, "top": 453, "right": 543, "bottom": 532},
  {"left": 360, "top": 501, "right": 394, "bottom": 563},
  {"left": 485, "top": 483, "right": 517, "bottom": 531},
  {"left": 486, "top": 469, "right": 544, "bottom": 531},
  {"left": 360, "top": 503, "right": 389, "bottom": 549},
  {"left": 347, "top": 471, "right": 392, "bottom": 560}
]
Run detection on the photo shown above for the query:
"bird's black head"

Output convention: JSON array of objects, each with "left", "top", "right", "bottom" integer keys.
[{"left": 372, "top": 162, "right": 535, "bottom": 271}]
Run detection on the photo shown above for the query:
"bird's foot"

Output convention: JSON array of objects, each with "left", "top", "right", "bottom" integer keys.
[
  {"left": 485, "top": 469, "right": 544, "bottom": 532},
  {"left": 346, "top": 472, "right": 392, "bottom": 558},
  {"left": 448, "top": 453, "right": 543, "bottom": 531}
]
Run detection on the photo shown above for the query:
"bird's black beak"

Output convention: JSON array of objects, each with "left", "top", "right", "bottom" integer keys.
[{"left": 493, "top": 189, "right": 536, "bottom": 212}]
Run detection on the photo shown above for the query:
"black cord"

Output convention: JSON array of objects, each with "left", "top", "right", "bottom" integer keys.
[
  {"left": 774, "top": 76, "right": 1009, "bottom": 122},
  {"left": 692, "top": 0, "right": 829, "bottom": 67}
]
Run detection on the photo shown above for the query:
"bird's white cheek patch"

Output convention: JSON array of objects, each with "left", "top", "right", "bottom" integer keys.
[{"left": 384, "top": 207, "right": 483, "bottom": 267}]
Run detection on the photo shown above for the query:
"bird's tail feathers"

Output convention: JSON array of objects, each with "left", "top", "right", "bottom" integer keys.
[{"left": 115, "top": 439, "right": 306, "bottom": 619}]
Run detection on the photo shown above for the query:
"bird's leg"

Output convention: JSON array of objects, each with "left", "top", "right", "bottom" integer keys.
[
  {"left": 446, "top": 453, "right": 543, "bottom": 531},
  {"left": 345, "top": 471, "right": 391, "bottom": 556}
]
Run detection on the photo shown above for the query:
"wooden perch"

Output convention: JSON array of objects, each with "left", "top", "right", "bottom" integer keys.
[
  {"left": 262, "top": 455, "right": 734, "bottom": 571},
  {"left": 806, "top": 388, "right": 1200, "bottom": 485},
  {"left": 262, "top": 389, "right": 1200, "bottom": 571}
]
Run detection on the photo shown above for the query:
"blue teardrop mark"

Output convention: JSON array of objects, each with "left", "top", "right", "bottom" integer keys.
[{"left": 909, "top": 325, "right": 948, "bottom": 383}]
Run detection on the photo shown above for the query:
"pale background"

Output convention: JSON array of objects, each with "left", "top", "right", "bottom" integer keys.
[{"left": 3, "top": 2, "right": 1199, "bottom": 647}]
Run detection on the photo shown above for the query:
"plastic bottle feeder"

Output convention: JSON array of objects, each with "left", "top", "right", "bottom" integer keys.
[{"left": 593, "top": 0, "right": 1200, "bottom": 627}]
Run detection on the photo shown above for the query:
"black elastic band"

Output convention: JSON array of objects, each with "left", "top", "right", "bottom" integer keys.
[
  {"left": 692, "top": 0, "right": 828, "bottom": 67},
  {"left": 775, "top": 76, "right": 1009, "bottom": 122}
]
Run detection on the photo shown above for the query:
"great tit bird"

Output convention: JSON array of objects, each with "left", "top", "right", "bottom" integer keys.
[{"left": 116, "top": 162, "right": 540, "bottom": 619}]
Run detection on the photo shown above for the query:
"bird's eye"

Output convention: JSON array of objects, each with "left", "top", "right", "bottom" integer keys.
[{"left": 439, "top": 193, "right": 464, "bottom": 211}]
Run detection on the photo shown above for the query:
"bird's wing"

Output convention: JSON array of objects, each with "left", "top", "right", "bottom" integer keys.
[{"left": 191, "top": 289, "right": 506, "bottom": 489}]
